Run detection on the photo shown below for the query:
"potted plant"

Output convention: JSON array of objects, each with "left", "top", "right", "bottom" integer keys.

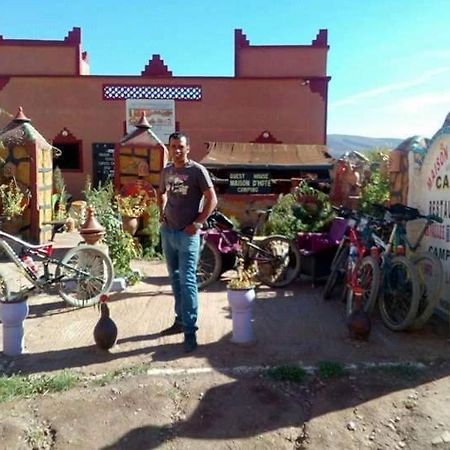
[
  {"left": 0, "top": 177, "right": 28, "bottom": 234},
  {"left": 226, "top": 259, "right": 257, "bottom": 344},
  {"left": 116, "top": 193, "right": 147, "bottom": 236}
]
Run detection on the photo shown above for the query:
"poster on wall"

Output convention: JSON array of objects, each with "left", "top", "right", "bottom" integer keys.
[
  {"left": 408, "top": 124, "right": 450, "bottom": 319},
  {"left": 125, "top": 99, "right": 175, "bottom": 143}
]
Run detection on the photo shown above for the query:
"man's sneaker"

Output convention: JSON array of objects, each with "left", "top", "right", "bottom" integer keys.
[
  {"left": 183, "top": 334, "right": 198, "bottom": 353},
  {"left": 160, "top": 321, "right": 183, "bottom": 336}
]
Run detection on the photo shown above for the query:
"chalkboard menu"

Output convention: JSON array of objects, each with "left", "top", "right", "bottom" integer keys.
[{"left": 92, "top": 143, "right": 115, "bottom": 187}]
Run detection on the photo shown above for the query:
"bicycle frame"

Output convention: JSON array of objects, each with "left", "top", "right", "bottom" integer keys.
[{"left": 0, "top": 229, "right": 108, "bottom": 301}]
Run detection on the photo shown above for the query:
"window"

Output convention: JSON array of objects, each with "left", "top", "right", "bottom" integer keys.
[{"left": 52, "top": 128, "right": 83, "bottom": 171}]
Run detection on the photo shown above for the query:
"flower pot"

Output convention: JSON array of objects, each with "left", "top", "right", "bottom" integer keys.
[
  {"left": 1, "top": 217, "right": 23, "bottom": 236},
  {"left": 122, "top": 216, "right": 139, "bottom": 236},
  {"left": 0, "top": 299, "right": 29, "bottom": 356},
  {"left": 227, "top": 287, "right": 256, "bottom": 344}
]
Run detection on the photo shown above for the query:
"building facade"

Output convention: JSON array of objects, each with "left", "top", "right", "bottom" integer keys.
[{"left": 0, "top": 27, "right": 330, "bottom": 198}]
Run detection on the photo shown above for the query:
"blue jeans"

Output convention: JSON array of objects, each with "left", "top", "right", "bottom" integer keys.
[{"left": 160, "top": 226, "right": 200, "bottom": 335}]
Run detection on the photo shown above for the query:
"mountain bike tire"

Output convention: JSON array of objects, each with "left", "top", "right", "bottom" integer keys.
[
  {"left": 378, "top": 255, "right": 420, "bottom": 331},
  {"left": 409, "top": 252, "right": 443, "bottom": 329},
  {"left": 255, "top": 235, "right": 301, "bottom": 288},
  {"left": 323, "top": 240, "right": 349, "bottom": 300},
  {"left": 345, "top": 255, "right": 380, "bottom": 317},
  {"left": 56, "top": 245, "right": 114, "bottom": 307},
  {"left": 197, "top": 239, "right": 222, "bottom": 290}
]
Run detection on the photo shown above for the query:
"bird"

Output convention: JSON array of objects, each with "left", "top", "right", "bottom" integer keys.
[{"left": 93, "top": 294, "right": 118, "bottom": 350}]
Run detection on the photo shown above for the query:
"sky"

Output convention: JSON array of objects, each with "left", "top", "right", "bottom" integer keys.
[{"left": 0, "top": 0, "right": 449, "bottom": 139}]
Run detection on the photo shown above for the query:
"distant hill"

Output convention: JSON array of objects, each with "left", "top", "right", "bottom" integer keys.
[{"left": 327, "top": 134, "right": 403, "bottom": 159}]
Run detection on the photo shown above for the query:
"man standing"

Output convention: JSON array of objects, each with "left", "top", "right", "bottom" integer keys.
[{"left": 158, "top": 132, "right": 217, "bottom": 352}]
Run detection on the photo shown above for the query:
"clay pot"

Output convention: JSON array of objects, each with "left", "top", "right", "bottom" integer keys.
[
  {"left": 79, "top": 207, "right": 105, "bottom": 245},
  {"left": 122, "top": 216, "right": 139, "bottom": 236}
]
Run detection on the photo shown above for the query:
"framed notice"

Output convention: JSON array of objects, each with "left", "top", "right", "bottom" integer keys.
[
  {"left": 227, "top": 171, "right": 272, "bottom": 194},
  {"left": 92, "top": 143, "right": 115, "bottom": 187},
  {"left": 125, "top": 99, "right": 175, "bottom": 143}
]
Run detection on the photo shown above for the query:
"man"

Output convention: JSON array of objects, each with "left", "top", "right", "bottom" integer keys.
[{"left": 158, "top": 132, "right": 217, "bottom": 352}]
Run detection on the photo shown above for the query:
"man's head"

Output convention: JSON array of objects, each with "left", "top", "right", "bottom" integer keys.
[{"left": 168, "top": 132, "right": 190, "bottom": 167}]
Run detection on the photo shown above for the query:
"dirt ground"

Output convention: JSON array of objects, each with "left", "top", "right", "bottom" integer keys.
[
  {"left": 1, "top": 361, "right": 450, "bottom": 449},
  {"left": 1, "top": 232, "right": 450, "bottom": 449}
]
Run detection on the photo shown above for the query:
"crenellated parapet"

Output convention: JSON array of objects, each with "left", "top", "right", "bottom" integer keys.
[
  {"left": 311, "top": 29, "right": 328, "bottom": 47},
  {"left": 64, "top": 27, "right": 81, "bottom": 45},
  {"left": 141, "top": 54, "right": 173, "bottom": 77}
]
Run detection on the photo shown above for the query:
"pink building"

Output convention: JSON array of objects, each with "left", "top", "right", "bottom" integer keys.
[{"left": 0, "top": 27, "right": 331, "bottom": 198}]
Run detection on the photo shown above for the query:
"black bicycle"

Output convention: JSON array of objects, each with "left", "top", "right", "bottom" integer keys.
[{"left": 197, "top": 209, "right": 301, "bottom": 289}]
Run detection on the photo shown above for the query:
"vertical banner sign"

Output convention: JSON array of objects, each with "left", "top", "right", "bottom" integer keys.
[
  {"left": 408, "top": 125, "right": 450, "bottom": 319},
  {"left": 125, "top": 99, "right": 175, "bottom": 143}
]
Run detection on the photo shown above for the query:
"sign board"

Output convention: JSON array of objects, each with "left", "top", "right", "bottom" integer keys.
[
  {"left": 92, "top": 143, "right": 115, "bottom": 187},
  {"left": 407, "top": 125, "right": 450, "bottom": 318},
  {"left": 125, "top": 99, "right": 175, "bottom": 143},
  {"left": 227, "top": 172, "right": 272, "bottom": 194}
]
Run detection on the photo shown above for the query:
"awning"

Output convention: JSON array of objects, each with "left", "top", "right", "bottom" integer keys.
[{"left": 201, "top": 142, "right": 333, "bottom": 170}]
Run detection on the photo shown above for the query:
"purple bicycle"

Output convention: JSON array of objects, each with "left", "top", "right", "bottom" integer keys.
[{"left": 197, "top": 209, "right": 301, "bottom": 289}]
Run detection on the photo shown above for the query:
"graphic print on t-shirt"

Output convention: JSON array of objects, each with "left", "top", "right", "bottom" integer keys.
[{"left": 167, "top": 173, "right": 189, "bottom": 196}]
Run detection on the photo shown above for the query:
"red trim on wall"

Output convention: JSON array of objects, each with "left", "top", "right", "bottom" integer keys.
[
  {"left": 0, "top": 76, "right": 10, "bottom": 92},
  {"left": 251, "top": 130, "right": 282, "bottom": 144},
  {"left": 141, "top": 54, "right": 173, "bottom": 77}
]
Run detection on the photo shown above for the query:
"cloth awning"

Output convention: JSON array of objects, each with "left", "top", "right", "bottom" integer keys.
[{"left": 201, "top": 142, "right": 333, "bottom": 170}]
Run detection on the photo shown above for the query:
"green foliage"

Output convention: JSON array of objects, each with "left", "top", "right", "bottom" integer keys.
[
  {"left": 83, "top": 178, "right": 142, "bottom": 283},
  {"left": 53, "top": 167, "right": 71, "bottom": 220},
  {"left": 0, "top": 371, "right": 79, "bottom": 402},
  {"left": 141, "top": 201, "right": 162, "bottom": 259},
  {"left": 263, "top": 193, "right": 302, "bottom": 239},
  {"left": 266, "top": 364, "right": 307, "bottom": 383},
  {"left": 360, "top": 169, "right": 390, "bottom": 217},
  {"left": 264, "top": 184, "right": 334, "bottom": 238}
]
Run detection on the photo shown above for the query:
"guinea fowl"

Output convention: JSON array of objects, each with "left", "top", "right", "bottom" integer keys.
[{"left": 93, "top": 294, "right": 118, "bottom": 350}]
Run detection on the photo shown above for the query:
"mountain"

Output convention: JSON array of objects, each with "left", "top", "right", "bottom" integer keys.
[{"left": 326, "top": 134, "right": 403, "bottom": 159}]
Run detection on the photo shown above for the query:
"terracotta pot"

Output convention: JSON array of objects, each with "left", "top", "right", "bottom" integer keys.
[
  {"left": 122, "top": 216, "right": 139, "bottom": 236},
  {"left": 1, "top": 217, "right": 23, "bottom": 235}
]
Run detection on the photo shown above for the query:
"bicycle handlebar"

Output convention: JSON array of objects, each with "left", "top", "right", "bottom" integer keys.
[{"left": 371, "top": 203, "right": 443, "bottom": 224}]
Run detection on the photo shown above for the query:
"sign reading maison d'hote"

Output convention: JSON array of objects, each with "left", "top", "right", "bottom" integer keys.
[
  {"left": 408, "top": 116, "right": 450, "bottom": 318},
  {"left": 227, "top": 172, "right": 272, "bottom": 194}
]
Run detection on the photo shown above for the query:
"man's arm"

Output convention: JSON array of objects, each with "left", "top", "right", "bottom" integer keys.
[
  {"left": 196, "top": 187, "right": 217, "bottom": 224},
  {"left": 184, "top": 186, "right": 217, "bottom": 235},
  {"left": 157, "top": 189, "right": 167, "bottom": 223}
]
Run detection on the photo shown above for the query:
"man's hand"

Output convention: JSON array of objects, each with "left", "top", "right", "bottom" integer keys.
[{"left": 184, "top": 223, "right": 200, "bottom": 235}]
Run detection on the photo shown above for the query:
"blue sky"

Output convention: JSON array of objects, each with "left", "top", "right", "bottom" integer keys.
[{"left": 1, "top": 0, "right": 449, "bottom": 139}]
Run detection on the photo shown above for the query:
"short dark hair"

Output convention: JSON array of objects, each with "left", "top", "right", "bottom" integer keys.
[{"left": 168, "top": 131, "right": 189, "bottom": 144}]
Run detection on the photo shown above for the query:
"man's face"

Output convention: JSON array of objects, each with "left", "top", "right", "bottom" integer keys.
[{"left": 169, "top": 136, "right": 189, "bottom": 165}]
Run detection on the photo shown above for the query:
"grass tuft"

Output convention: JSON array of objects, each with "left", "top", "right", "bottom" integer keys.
[
  {"left": 317, "top": 361, "right": 347, "bottom": 379},
  {"left": 266, "top": 364, "right": 307, "bottom": 383}
]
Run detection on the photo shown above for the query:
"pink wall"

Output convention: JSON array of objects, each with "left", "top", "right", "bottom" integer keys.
[{"left": 0, "top": 27, "right": 329, "bottom": 199}]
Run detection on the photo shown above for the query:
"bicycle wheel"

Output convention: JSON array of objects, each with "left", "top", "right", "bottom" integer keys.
[
  {"left": 409, "top": 252, "right": 443, "bottom": 329},
  {"left": 254, "top": 235, "right": 300, "bottom": 288},
  {"left": 378, "top": 255, "right": 420, "bottom": 331},
  {"left": 346, "top": 255, "right": 380, "bottom": 317},
  {"left": 323, "top": 240, "right": 349, "bottom": 300},
  {"left": 0, "top": 270, "right": 10, "bottom": 301},
  {"left": 55, "top": 245, "right": 114, "bottom": 307},
  {"left": 197, "top": 239, "right": 222, "bottom": 289}
]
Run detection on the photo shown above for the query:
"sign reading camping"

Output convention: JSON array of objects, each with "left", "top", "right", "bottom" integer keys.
[{"left": 228, "top": 172, "right": 272, "bottom": 194}]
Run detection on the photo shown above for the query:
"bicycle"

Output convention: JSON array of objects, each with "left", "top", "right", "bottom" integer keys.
[
  {"left": 0, "top": 225, "right": 114, "bottom": 307},
  {"left": 197, "top": 209, "right": 301, "bottom": 289},
  {"left": 371, "top": 203, "right": 443, "bottom": 330},
  {"left": 323, "top": 208, "right": 380, "bottom": 318}
]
